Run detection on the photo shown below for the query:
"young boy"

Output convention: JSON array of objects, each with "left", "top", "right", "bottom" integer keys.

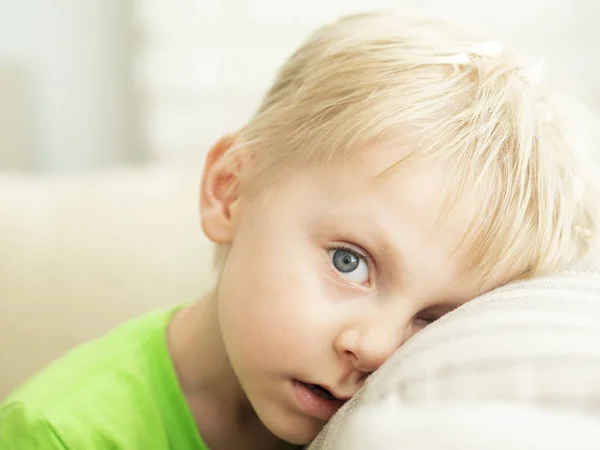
[{"left": 1, "top": 9, "right": 598, "bottom": 450}]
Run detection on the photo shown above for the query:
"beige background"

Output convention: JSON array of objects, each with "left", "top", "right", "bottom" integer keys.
[{"left": 0, "top": 0, "right": 599, "bottom": 172}]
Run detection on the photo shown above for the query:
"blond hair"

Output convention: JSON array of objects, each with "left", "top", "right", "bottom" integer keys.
[{"left": 217, "top": 10, "right": 600, "bottom": 284}]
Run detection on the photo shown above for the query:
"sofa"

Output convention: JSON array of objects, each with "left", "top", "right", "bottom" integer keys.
[
  {"left": 0, "top": 165, "right": 215, "bottom": 400},
  {"left": 2, "top": 165, "right": 600, "bottom": 448}
]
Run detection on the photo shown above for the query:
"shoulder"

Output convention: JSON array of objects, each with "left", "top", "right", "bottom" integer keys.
[
  {"left": 10, "top": 308, "right": 175, "bottom": 405},
  {"left": 0, "top": 402, "right": 65, "bottom": 449},
  {"left": 0, "top": 400, "right": 125, "bottom": 449},
  {"left": 2, "top": 308, "right": 179, "bottom": 448}
]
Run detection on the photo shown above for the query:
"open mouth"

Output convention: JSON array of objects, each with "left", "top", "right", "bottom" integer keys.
[
  {"left": 303, "top": 382, "right": 338, "bottom": 401},
  {"left": 292, "top": 379, "right": 347, "bottom": 421}
]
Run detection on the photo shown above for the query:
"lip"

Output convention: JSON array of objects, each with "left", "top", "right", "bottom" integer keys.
[{"left": 292, "top": 380, "right": 347, "bottom": 421}]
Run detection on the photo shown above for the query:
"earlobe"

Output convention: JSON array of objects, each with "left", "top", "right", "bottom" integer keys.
[{"left": 200, "top": 134, "right": 246, "bottom": 244}]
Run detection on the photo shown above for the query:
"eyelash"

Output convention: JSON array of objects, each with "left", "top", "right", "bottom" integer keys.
[
  {"left": 327, "top": 243, "right": 374, "bottom": 286},
  {"left": 415, "top": 314, "right": 439, "bottom": 326}
]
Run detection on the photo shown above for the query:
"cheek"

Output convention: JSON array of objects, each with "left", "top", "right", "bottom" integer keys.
[{"left": 216, "top": 226, "right": 327, "bottom": 368}]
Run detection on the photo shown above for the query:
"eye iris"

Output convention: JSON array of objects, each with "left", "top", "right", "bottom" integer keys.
[{"left": 333, "top": 249, "right": 359, "bottom": 273}]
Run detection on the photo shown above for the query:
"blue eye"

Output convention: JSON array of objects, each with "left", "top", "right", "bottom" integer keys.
[
  {"left": 332, "top": 248, "right": 359, "bottom": 272},
  {"left": 328, "top": 248, "right": 370, "bottom": 285}
]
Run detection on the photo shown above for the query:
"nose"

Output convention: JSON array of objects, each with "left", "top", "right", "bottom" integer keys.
[{"left": 334, "top": 314, "right": 408, "bottom": 374}]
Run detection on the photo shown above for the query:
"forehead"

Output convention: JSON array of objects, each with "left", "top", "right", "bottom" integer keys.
[
  {"left": 322, "top": 144, "right": 453, "bottom": 233},
  {"left": 301, "top": 145, "right": 487, "bottom": 289}
]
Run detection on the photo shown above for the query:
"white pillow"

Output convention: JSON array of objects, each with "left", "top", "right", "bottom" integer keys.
[
  {"left": 310, "top": 257, "right": 600, "bottom": 449},
  {"left": 335, "top": 400, "right": 600, "bottom": 450}
]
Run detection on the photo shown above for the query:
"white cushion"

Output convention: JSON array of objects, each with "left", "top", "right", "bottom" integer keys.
[
  {"left": 310, "top": 257, "right": 600, "bottom": 449},
  {"left": 336, "top": 400, "right": 600, "bottom": 450}
]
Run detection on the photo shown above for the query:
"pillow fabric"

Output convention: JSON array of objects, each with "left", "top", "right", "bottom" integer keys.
[
  {"left": 333, "top": 400, "right": 600, "bottom": 450},
  {"left": 309, "top": 257, "right": 600, "bottom": 449}
]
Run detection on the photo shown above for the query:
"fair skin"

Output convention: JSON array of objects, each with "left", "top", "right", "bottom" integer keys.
[{"left": 167, "top": 135, "right": 503, "bottom": 449}]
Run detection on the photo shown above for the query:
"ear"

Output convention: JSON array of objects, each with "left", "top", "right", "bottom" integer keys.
[{"left": 200, "top": 134, "right": 247, "bottom": 244}]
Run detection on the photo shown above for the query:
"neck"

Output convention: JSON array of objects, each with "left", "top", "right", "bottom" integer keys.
[{"left": 167, "top": 292, "right": 299, "bottom": 450}]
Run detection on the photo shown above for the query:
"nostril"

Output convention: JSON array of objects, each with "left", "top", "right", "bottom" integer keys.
[{"left": 342, "top": 349, "right": 358, "bottom": 363}]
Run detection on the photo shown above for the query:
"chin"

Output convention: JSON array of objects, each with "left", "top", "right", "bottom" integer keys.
[{"left": 260, "top": 407, "right": 324, "bottom": 445}]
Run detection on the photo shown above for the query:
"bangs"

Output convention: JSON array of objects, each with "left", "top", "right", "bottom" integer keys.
[{"left": 216, "top": 11, "right": 599, "bottom": 277}]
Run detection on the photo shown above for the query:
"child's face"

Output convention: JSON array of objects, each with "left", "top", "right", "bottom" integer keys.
[{"left": 201, "top": 138, "right": 503, "bottom": 445}]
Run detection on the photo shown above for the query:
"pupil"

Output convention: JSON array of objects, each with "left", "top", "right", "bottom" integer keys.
[{"left": 333, "top": 249, "right": 359, "bottom": 273}]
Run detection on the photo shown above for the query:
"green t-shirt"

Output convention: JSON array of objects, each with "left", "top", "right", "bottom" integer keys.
[{"left": 0, "top": 308, "right": 208, "bottom": 449}]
